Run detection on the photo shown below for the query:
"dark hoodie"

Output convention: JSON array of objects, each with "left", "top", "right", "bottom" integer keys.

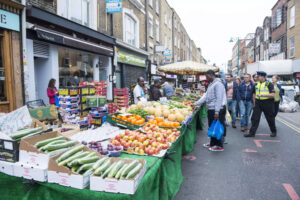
[{"left": 238, "top": 81, "right": 254, "bottom": 101}]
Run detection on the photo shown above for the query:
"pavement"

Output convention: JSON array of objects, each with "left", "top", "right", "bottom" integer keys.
[{"left": 175, "top": 112, "right": 300, "bottom": 200}]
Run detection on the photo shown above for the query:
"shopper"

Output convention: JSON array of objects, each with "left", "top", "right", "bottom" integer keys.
[
  {"left": 252, "top": 74, "right": 258, "bottom": 84},
  {"left": 47, "top": 78, "right": 58, "bottom": 105},
  {"left": 235, "top": 76, "right": 242, "bottom": 120},
  {"left": 150, "top": 78, "right": 162, "bottom": 101},
  {"left": 162, "top": 79, "right": 174, "bottom": 98},
  {"left": 238, "top": 74, "right": 254, "bottom": 132},
  {"left": 194, "top": 70, "right": 227, "bottom": 152},
  {"left": 245, "top": 71, "right": 277, "bottom": 137},
  {"left": 272, "top": 75, "right": 283, "bottom": 117},
  {"left": 225, "top": 74, "right": 238, "bottom": 128},
  {"left": 133, "top": 77, "right": 145, "bottom": 104}
]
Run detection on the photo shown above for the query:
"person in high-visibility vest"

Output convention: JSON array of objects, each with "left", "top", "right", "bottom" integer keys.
[{"left": 244, "top": 71, "right": 277, "bottom": 137}]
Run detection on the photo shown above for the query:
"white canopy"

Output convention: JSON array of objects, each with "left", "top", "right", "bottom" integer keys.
[{"left": 247, "top": 60, "right": 293, "bottom": 76}]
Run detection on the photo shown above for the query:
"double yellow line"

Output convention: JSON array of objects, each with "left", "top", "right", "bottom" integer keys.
[{"left": 276, "top": 117, "right": 300, "bottom": 134}]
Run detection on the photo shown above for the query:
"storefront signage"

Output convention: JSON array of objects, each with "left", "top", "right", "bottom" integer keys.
[
  {"left": 0, "top": 9, "right": 20, "bottom": 32},
  {"left": 106, "top": 0, "right": 122, "bottom": 13},
  {"left": 269, "top": 43, "right": 280, "bottom": 54},
  {"left": 117, "top": 50, "right": 146, "bottom": 67},
  {"left": 36, "top": 30, "right": 64, "bottom": 44}
]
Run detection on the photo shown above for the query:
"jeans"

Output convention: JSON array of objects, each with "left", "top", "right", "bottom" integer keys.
[
  {"left": 227, "top": 99, "right": 237, "bottom": 125},
  {"left": 239, "top": 100, "right": 253, "bottom": 127},
  {"left": 207, "top": 106, "right": 226, "bottom": 147}
]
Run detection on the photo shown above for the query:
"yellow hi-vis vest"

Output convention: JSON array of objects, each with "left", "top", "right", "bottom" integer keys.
[{"left": 255, "top": 81, "right": 270, "bottom": 100}]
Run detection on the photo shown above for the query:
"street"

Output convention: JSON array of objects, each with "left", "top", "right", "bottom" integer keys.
[{"left": 176, "top": 112, "right": 300, "bottom": 200}]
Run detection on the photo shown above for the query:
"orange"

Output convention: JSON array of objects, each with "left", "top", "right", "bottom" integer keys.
[
  {"left": 117, "top": 115, "right": 121, "bottom": 119},
  {"left": 174, "top": 122, "right": 180, "bottom": 127},
  {"left": 131, "top": 119, "right": 137, "bottom": 124},
  {"left": 156, "top": 117, "right": 163, "bottom": 123},
  {"left": 158, "top": 122, "right": 164, "bottom": 127}
]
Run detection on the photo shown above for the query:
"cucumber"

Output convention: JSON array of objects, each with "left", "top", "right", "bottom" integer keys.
[
  {"left": 44, "top": 141, "right": 76, "bottom": 151},
  {"left": 102, "top": 162, "right": 117, "bottom": 179},
  {"left": 48, "top": 147, "right": 72, "bottom": 157},
  {"left": 76, "top": 163, "right": 95, "bottom": 174},
  {"left": 94, "top": 160, "right": 111, "bottom": 175},
  {"left": 10, "top": 127, "right": 43, "bottom": 140},
  {"left": 56, "top": 145, "right": 84, "bottom": 163},
  {"left": 126, "top": 163, "right": 142, "bottom": 179},
  {"left": 39, "top": 140, "right": 67, "bottom": 151},
  {"left": 58, "top": 151, "right": 85, "bottom": 166},
  {"left": 68, "top": 152, "right": 96, "bottom": 167},
  {"left": 83, "top": 168, "right": 95, "bottom": 176},
  {"left": 93, "top": 157, "right": 109, "bottom": 170},
  {"left": 115, "top": 164, "right": 128, "bottom": 179},
  {"left": 78, "top": 156, "right": 99, "bottom": 165},
  {"left": 71, "top": 165, "right": 79, "bottom": 172},
  {"left": 35, "top": 136, "right": 66, "bottom": 148},
  {"left": 108, "top": 160, "right": 124, "bottom": 178},
  {"left": 121, "top": 160, "right": 139, "bottom": 179}
]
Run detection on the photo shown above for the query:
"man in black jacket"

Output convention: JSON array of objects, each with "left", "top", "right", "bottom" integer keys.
[{"left": 150, "top": 78, "right": 162, "bottom": 101}]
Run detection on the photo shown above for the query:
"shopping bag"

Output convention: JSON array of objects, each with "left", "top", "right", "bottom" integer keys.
[
  {"left": 225, "top": 109, "right": 232, "bottom": 126},
  {"left": 207, "top": 120, "right": 224, "bottom": 140}
]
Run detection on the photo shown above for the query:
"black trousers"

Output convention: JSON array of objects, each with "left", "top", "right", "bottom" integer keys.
[
  {"left": 250, "top": 99, "right": 277, "bottom": 134},
  {"left": 207, "top": 106, "right": 226, "bottom": 147},
  {"left": 274, "top": 101, "right": 280, "bottom": 117}
]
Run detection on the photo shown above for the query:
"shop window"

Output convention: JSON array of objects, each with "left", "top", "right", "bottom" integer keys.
[
  {"left": 58, "top": 47, "right": 94, "bottom": 87},
  {"left": 0, "top": 36, "right": 6, "bottom": 102}
]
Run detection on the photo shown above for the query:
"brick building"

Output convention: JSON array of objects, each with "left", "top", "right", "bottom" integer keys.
[
  {"left": 271, "top": 0, "right": 288, "bottom": 60},
  {"left": 287, "top": 0, "right": 300, "bottom": 60}
]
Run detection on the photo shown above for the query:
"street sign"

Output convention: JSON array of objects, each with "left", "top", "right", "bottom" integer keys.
[
  {"left": 269, "top": 43, "right": 281, "bottom": 54},
  {"left": 106, "top": 0, "right": 122, "bottom": 13},
  {"left": 155, "top": 45, "right": 165, "bottom": 53},
  {"left": 163, "top": 49, "right": 171, "bottom": 57}
]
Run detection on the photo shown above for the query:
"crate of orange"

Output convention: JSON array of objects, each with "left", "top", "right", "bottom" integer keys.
[
  {"left": 148, "top": 117, "right": 181, "bottom": 129},
  {"left": 107, "top": 113, "right": 145, "bottom": 130}
]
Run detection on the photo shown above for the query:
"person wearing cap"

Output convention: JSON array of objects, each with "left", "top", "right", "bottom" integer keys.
[
  {"left": 149, "top": 78, "right": 162, "bottom": 101},
  {"left": 245, "top": 71, "right": 277, "bottom": 137},
  {"left": 193, "top": 70, "right": 227, "bottom": 152}
]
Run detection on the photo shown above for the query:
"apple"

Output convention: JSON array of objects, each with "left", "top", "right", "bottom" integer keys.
[
  {"left": 127, "top": 148, "right": 134, "bottom": 154},
  {"left": 114, "top": 141, "right": 121, "bottom": 146},
  {"left": 120, "top": 132, "right": 125, "bottom": 138},
  {"left": 130, "top": 142, "right": 135, "bottom": 148},
  {"left": 129, "top": 136, "right": 135, "bottom": 141},
  {"left": 139, "top": 149, "right": 145, "bottom": 155},
  {"left": 157, "top": 137, "right": 162, "bottom": 143},
  {"left": 152, "top": 142, "right": 158, "bottom": 148},
  {"left": 146, "top": 123, "right": 151, "bottom": 127},
  {"left": 133, "top": 140, "right": 139, "bottom": 145},
  {"left": 115, "top": 135, "right": 121, "bottom": 141},
  {"left": 143, "top": 140, "right": 149, "bottom": 146},
  {"left": 123, "top": 142, "right": 129, "bottom": 148},
  {"left": 125, "top": 130, "right": 131, "bottom": 135},
  {"left": 134, "top": 147, "right": 140, "bottom": 153},
  {"left": 148, "top": 149, "right": 154, "bottom": 155},
  {"left": 123, "top": 136, "right": 129, "bottom": 141}
]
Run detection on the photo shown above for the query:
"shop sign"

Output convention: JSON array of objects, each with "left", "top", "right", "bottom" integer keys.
[
  {"left": 0, "top": 9, "right": 20, "bottom": 32},
  {"left": 36, "top": 30, "right": 64, "bottom": 44},
  {"left": 117, "top": 50, "right": 146, "bottom": 67},
  {"left": 269, "top": 43, "right": 280, "bottom": 54},
  {"left": 106, "top": 0, "right": 122, "bottom": 13},
  {"left": 163, "top": 49, "right": 172, "bottom": 57}
]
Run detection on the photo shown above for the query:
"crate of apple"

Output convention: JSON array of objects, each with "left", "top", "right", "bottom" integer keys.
[{"left": 82, "top": 141, "right": 123, "bottom": 157}]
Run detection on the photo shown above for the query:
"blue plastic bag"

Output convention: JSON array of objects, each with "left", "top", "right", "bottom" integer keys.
[{"left": 207, "top": 120, "right": 224, "bottom": 140}]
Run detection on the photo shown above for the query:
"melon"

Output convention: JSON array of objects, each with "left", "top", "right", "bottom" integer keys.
[
  {"left": 168, "top": 114, "right": 176, "bottom": 122},
  {"left": 149, "top": 107, "right": 156, "bottom": 115},
  {"left": 176, "top": 113, "right": 184, "bottom": 123},
  {"left": 155, "top": 110, "right": 162, "bottom": 117},
  {"left": 163, "top": 110, "right": 170, "bottom": 118},
  {"left": 137, "top": 102, "right": 143, "bottom": 109}
]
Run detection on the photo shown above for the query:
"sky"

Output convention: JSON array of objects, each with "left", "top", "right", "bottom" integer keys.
[{"left": 168, "top": 0, "right": 276, "bottom": 70}]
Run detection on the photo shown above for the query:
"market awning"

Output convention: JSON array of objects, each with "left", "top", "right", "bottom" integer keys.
[{"left": 158, "top": 61, "right": 219, "bottom": 75}]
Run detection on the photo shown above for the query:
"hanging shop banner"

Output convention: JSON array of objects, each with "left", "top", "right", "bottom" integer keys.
[
  {"left": 269, "top": 43, "right": 280, "bottom": 54},
  {"left": 106, "top": 0, "right": 122, "bottom": 13},
  {"left": 117, "top": 50, "right": 146, "bottom": 67},
  {"left": 0, "top": 9, "right": 20, "bottom": 32}
]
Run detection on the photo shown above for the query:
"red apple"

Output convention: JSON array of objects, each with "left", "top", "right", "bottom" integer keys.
[{"left": 123, "top": 142, "right": 129, "bottom": 148}]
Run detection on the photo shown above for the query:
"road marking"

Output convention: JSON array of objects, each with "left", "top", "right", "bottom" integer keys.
[
  {"left": 243, "top": 149, "right": 258, "bottom": 153},
  {"left": 253, "top": 139, "right": 280, "bottom": 148},
  {"left": 182, "top": 155, "right": 197, "bottom": 161},
  {"left": 283, "top": 183, "right": 300, "bottom": 200},
  {"left": 277, "top": 117, "right": 300, "bottom": 134}
]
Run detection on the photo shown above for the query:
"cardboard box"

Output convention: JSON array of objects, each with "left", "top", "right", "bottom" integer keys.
[
  {"left": 14, "top": 162, "right": 47, "bottom": 182},
  {"left": 19, "top": 131, "right": 73, "bottom": 168},
  {"left": 47, "top": 146, "right": 102, "bottom": 189},
  {"left": 90, "top": 159, "right": 146, "bottom": 195},
  {"left": 0, "top": 160, "right": 15, "bottom": 175}
]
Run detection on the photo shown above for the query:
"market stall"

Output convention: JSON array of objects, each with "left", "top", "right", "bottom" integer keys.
[{"left": 0, "top": 86, "right": 207, "bottom": 200}]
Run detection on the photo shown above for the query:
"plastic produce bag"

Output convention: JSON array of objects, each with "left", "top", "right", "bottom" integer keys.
[
  {"left": 225, "top": 109, "right": 232, "bottom": 126},
  {"left": 207, "top": 120, "right": 224, "bottom": 140}
]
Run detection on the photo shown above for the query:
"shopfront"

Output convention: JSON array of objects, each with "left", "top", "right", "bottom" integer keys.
[
  {"left": 25, "top": 6, "right": 115, "bottom": 104},
  {"left": 0, "top": 2, "right": 24, "bottom": 113},
  {"left": 115, "top": 40, "right": 148, "bottom": 89}
]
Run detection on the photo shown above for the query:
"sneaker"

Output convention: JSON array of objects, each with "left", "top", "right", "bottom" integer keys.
[
  {"left": 203, "top": 143, "right": 212, "bottom": 148},
  {"left": 232, "top": 124, "right": 237, "bottom": 128},
  {"left": 223, "top": 138, "right": 228, "bottom": 144},
  {"left": 209, "top": 146, "right": 224, "bottom": 152}
]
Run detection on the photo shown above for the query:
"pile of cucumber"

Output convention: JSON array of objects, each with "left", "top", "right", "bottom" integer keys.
[
  {"left": 10, "top": 127, "right": 43, "bottom": 140},
  {"left": 93, "top": 159, "right": 143, "bottom": 180},
  {"left": 35, "top": 136, "right": 77, "bottom": 157}
]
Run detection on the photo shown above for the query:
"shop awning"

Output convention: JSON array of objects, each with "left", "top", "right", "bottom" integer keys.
[{"left": 30, "top": 26, "right": 114, "bottom": 56}]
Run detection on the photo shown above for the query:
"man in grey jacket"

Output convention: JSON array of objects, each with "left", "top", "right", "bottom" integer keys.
[{"left": 194, "top": 70, "right": 227, "bottom": 151}]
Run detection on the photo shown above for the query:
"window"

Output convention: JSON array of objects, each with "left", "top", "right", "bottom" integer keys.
[
  {"left": 290, "top": 37, "right": 295, "bottom": 58},
  {"left": 276, "top": 8, "right": 282, "bottom": 27},
  {"left": 169, "top": 37, "right": 171, "bottom": 50},
  {"left": 290, "top": 5, "right": 295, "bottom": 28},
  {"left": 178, "top": 39, "right": 180, "bottom": 49},
  {"left": 174, "top": 35, "right": 177, "bottom": 47},
  {"left": 156, "top": 20, "right": 160, "bottom": 42},
  {"left": 124, "top": 14, "right": 137, "bottom": 46},
  {"left": 156, "top": 0, "right": 159, "bottom": 14},
  {"left": 169, "top": 17, "right": 171, "bottom": 29},
  {"left": 164, "top": 34, "right": 167, "bottom": 49},
  {"left": 58, "top": 47, "right": 94, "bottom": 87},
  {"left": 164, "top": 13, "right": 167, "bottom": 25},
  {"left": 0, "top": 36, "right": 6, "bottom": 102},
  {"left": 256, "top": 36, "right": 260, "bottom": 47},
  {"left": 60, "top": 0, "right": 90, "bottom": 27},
  {"left": 264, "top": 49, "right": 269, "bottom": 60},
  {"left": 149, "top": 14, "right": 153, "bottom": 38},
  {"left": 175, "top": 19, "right": 177, "bottom": 29},
  {"left": 149, "top": 0, "right": 153, "bottom": 7}
]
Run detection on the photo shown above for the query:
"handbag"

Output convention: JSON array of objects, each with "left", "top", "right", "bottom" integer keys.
[
  {"left": 207, "top": 120, "right": 224, "bottom": 140},
  {"left": 225, "top": 109, "right": 232, "bottom": 126}
]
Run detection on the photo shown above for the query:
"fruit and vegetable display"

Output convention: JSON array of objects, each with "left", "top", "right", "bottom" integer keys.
[
  {"left": 112, "top": 114, "right": 146, "bottom": 126},
  {"left": 82, "top": 141, "right": 123, "bottom": 157},
  {"left": 127, "top": 108, "right": 149, "bottom": 119},
  {"left": 110, "top": 124, "right": 181, "bottom": 156},
  {"left": 93, "top": 159, "right": 144, "bottom": 180},
  {"left": 10, "top": 127, "right": 43, "bottom": 140}
]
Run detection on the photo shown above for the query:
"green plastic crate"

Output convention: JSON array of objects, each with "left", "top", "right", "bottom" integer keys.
[{"left": 106, "top": 114, "right": 142, "bottom": 130}]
